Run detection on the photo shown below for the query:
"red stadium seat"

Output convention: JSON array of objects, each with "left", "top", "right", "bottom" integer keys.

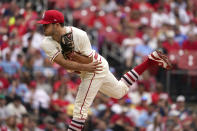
[
  {"left": 168, "top": 50, "right": 180, "bottom": 64},
  {"left": 178, "top": 51, "right": 197, "bottom": 70},
  {"left": 72, "top": 9, "right": 94, "bottom": 25},
  {"left": 99, "top": 27, "right": 115, "bottom": 41},
  {"left": 105, "top": 13, "right": 120, "bottom": 28}
]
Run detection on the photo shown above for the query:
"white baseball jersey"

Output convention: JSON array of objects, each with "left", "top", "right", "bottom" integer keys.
[
  {"left": 40, "top": 26, "right": 108, "bottom": 78},
  {"left": 40, "top": 26, "right": 129, "bottom": 120}
]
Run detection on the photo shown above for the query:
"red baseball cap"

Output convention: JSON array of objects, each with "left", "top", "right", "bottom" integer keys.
[{"left": 37, "top": 10, "right": 64, "bottom": 24}]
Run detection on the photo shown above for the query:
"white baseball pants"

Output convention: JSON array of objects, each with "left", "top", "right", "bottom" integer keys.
[{"left": 73, "top": 71, "right": 129, "bottom": 119}]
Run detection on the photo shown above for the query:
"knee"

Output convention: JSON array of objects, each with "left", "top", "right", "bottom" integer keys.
[
  {"left": 113, "top": 81, "right": 129, "bottom": 99},
  {"left": 113, "top": 93, "right": 126, "bottom": 99},
  {"left": 113, "top": 90, "right": 128, "bottom": 99}
]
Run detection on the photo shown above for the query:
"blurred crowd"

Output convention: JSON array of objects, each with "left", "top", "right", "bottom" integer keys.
[{"left": 1, "top": 0, "right": 197, "bottom": 131}]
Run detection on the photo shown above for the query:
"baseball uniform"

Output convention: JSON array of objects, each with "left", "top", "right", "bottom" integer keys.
[
  {"left": 40, "top": 26, "right": 130, "bottom": 119},
  {"left": 38, "top": 10, "right": 171, "bottom": 131}
]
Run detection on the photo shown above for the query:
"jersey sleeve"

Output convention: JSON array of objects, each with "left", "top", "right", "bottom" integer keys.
[
  {"left": 79, "top": 33, "right": 93, "bottom": 57},
  {"left": 40, "top": 38, "right": 61, "bottom": 62}
]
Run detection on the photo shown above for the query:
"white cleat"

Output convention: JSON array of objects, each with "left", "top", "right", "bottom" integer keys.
[{"left": 148, "top": 50, "right": 172, "bottom": 70}]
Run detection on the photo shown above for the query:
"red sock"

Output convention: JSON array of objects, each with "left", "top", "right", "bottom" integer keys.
[
  {"left": 121, "top": 58, "right": 155, "bottom": 86},
  {"left": 134, "top": 58, "right": 155, "bottom": 75}
]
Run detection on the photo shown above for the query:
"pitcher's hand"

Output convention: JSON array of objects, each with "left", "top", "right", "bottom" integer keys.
[{"left": 82, "top": 61, "right": 103, "bottom": 73}]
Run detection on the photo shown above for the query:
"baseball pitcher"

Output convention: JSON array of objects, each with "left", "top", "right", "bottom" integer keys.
[{"left": 37, "top": 10, "right": 172, "bottom": 131}]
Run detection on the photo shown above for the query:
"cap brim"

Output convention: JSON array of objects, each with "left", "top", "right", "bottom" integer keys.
[{"left": 37, "top": 20, "right": 51, "bottom": 24}]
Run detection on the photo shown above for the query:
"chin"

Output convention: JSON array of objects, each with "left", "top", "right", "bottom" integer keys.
[
  {"left": 44, "top": 33, "right": 50, "bottom": 36},
  {"left": 44, "top": 31, "right": 51, "bottom": 36}
]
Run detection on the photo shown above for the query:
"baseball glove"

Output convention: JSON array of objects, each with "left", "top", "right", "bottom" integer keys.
[{"left": 60, "top": 32, "right": 74, "bottom": 59}]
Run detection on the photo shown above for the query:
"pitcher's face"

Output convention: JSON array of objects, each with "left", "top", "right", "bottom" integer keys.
[{"left": 43, "top": 24, "right": 54, "bottom": 36}]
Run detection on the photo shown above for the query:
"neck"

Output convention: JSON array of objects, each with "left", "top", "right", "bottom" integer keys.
[{"left": 52, "top": 26, "right": 66, "bottom": 43}]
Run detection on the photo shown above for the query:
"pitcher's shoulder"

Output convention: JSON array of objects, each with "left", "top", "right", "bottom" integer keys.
[
  {"left": 40, "top": 36, "right": 58, "bottom": 50},
  {"left": 42, "top": 36, "right": 54, "bottom": 44},
  {"left": 69, "top": 26, "right": 87, "bottom": 35}
]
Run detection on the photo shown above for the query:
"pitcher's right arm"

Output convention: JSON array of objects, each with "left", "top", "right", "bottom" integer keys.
[{"left": 54, "top": 53, "right": 101, "bottom": 72}]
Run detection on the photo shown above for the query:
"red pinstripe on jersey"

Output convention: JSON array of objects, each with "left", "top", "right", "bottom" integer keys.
[
  {"left": 87, "top": 51, "right": 93, "bottom": 57},
  {"left": 80, "top": 73, "right": 95, "bottom": 118},
  {"left": 51, "top": 50, "right": 60, "bottom": 62},
  {"left": 94, "top": 52, "right": 98, "bottom": 59}
]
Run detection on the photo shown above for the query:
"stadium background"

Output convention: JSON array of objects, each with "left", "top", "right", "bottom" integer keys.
[{"left": 0, "top": 0, "right": 197, "bottom": 130}]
